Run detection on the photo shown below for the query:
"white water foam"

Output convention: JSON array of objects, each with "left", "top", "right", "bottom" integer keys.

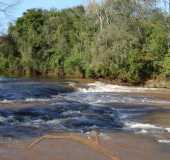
[
  {"left": 124, "top": 121, "right": 170, "bottom": 134},
  {"left": 124, "top": 121, "right": 170, "bottom": 144},
  {"left": 0, "top": 116, "right": 6, "bottom": 122},
  {"left": 137, "top": 129, "right": 148, "bottom": 134},
  {"left": 0, "top": 99, "right": 13, "bottom": 103},
  {"left": 62, "top": 111, "right": 81, "bottom": 116},
  {"left": 158, "top": 139, "right": 170, "bottom": 144},
  {"left": 85, "top": 131, "right": 111, "bottom": 140},
  {"left": 124, "top": 122, "right": 163, "bottom": 130},
  {"left": 46, "top": 119, "right": 61, "bottom": 125},
  {"left": 78, "top": 81, "right": 160, "bottom": 93},
  {"left": 166, "top": 128, "right": 170, "bottom": 133},
  {"left": 124, "top": 121, "right": 170, "bottom": 142},
  {"left": 77, "top": 81, "right": 170, "bottom": 105},
  {"left": 20, "top": 119, "right": 62, "bottom": 128},
  {"left": 25, "top": 98, "right": 50, "bottom": 102},
  {"left": 0, "top": 98, "right": 51, "bottom": 104}
]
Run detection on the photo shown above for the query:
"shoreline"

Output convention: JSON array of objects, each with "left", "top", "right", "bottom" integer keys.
[
  {"left": 1, "top": 73, "right": 170, "bottom": 89},
  {"left": 0, "top": 132, "right": 169, "bottom": 160}
]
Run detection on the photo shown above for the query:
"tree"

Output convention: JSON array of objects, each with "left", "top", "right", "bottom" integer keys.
[{"left": 0, "top": 0, "right": 170, "bottom": 84}]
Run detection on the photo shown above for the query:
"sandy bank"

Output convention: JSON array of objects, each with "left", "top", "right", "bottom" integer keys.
[{"left": 0, "top": 132, "right": 169, "bottom": 160}]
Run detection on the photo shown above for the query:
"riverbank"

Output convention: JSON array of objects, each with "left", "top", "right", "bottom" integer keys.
[
  {"left": 47, "top": 73, "right": 170, "bottom": 90},
  {"left": 2, "top": 72, "right": 170, "bottom": 89},
  {"left": 0, "top": 132, "right": 169, "bottom": 160}
]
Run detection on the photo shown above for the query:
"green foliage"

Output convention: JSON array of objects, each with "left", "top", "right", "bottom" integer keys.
[
  {"left": 162, "top": 50, "right": 170, "bottom": 78},
  {"left": 0, "top": 1, "right": 170, "bottom": 83}
]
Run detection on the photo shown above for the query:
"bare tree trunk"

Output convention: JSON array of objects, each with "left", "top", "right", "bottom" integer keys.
[{"left": 97, "top": 11, "right": 104, "bottom": 31}]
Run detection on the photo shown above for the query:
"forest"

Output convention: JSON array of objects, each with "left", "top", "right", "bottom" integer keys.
[{"left": 1, "top": 0, "right": 170, "bottom": 85}]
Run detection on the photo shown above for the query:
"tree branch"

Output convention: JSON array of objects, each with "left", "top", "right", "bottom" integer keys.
[{"left": 0, "top": 0, "right": 19, "bottom": 17}]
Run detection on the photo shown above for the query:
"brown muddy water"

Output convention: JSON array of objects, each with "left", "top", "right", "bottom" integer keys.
[{"left": 0, "top": 77, "right": 169, "bottom": 160}]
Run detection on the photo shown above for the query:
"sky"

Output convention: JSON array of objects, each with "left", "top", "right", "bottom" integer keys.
[{"left": 0, "top": 0, "right": 92, "bottom": 33}]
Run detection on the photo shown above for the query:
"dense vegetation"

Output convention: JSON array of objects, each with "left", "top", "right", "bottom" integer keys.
[{"left": 1, "top": 0, "right": 170, "bottom": 84}]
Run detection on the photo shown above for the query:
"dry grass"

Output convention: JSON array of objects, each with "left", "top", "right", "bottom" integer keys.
[{"left": 28, "top": 132, "right": 120, "bottom": 160}]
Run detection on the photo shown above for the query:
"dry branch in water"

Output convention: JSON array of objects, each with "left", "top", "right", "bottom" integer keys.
[{"left": 28, "top": 133, "right": 120, "bottom": 160}]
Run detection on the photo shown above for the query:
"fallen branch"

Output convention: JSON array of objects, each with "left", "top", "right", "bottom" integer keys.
[{"left": 28, "top": 133, "right": 120, "bottom": 160}]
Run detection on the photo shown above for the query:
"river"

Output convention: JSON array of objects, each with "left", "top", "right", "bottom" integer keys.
[{"left": 0, "top": 77, "right": 169, "bottom": 160}]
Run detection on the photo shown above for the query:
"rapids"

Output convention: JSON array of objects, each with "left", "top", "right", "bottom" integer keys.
[{"left": 0, "top": 77, "right": 170, "bottom": 145}]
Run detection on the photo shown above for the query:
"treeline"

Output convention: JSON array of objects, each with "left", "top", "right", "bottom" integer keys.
[{"left": 1, "top": 0, "right": 170, "bottom": 84}]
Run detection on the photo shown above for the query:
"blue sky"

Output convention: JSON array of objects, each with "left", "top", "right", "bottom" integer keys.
[{"left": 0, "top": 0, "right": 92, "bottom": 33}]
